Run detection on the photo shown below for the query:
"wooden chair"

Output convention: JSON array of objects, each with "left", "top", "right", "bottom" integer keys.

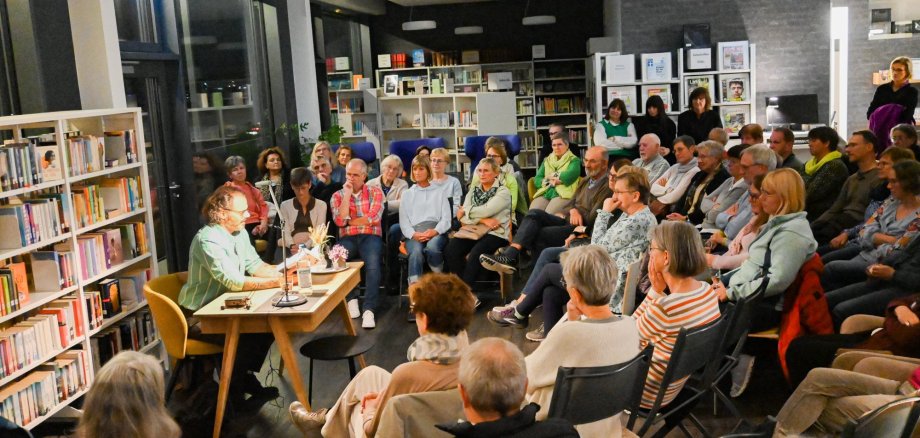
[{"left": 144, "top": 272, "right": 223, "bottom": 401}]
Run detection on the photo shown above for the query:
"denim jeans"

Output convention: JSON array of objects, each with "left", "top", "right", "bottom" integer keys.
[
  {"left": 521, "top": 246, "right": 567, "bottom": 294},
  {"left": 516, "top": 262, "right": 568, "bottom": 334},
  {"left": 338, "top": 234, "right": 383, "bottom": 312},
  {"left": 405, "top": 234, "right": 448, "bottom": 284}
]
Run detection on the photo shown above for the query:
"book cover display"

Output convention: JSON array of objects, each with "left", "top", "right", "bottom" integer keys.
[
  {"left": 641, "top": 52, "right": 672, "bottom": 82},
  {"left": 720, "top": 74, "right": 750, "bottom": 103},
  {"left": 684, "top": 75, "right": 715, "bottom": 104},
  {"left": 720, "top": 106, "right": 750, "bottom": 135},
  {"left": 718, "top": 41, "right": 749, "bottom": 71}
]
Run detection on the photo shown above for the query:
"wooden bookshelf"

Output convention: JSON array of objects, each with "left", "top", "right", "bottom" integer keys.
[{"left": 0, "top": 109, "right": 161, "bottom": 429}]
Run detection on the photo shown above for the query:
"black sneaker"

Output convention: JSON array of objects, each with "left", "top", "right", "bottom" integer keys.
[
  {"left": 480, "top": 253, "right": 517, "bottom": 274},
  {"left": 487, "top": 307, "right": 527, "bottom": 328}
]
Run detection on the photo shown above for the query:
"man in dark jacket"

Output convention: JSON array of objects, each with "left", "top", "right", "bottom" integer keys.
[{"left": 436, "top": 338, "right": 578, "bottom": 438}]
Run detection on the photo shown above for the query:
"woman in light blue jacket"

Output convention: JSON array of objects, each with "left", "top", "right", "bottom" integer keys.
[{"left": 398, "top": 156, "right": 452, "bottom": 286}]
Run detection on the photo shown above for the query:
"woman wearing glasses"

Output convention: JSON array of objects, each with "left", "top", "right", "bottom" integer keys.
[{"left": 470, "top": 138, "right": 523, "bottom": 218}]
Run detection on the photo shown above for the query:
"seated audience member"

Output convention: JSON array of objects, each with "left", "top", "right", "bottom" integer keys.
[
  {"left": 632, "top": 133, "right": 671, "bottom": 183},
  {"left": 650, "top": 136, "right": 699, "bottom": 215},
  {"left": 435, "top": 338, "right": 579, "bottom": 437},
  {"left": 444, "top": 159, "right": 512, "bottom": 295},
  {"left": 480, "top": 146, "right": 610, "bottom": 274},
  {"left": 824, "top": 147, "right": 915, "bottom": 258},
  {"left": 521, "top": 246, "right": 641, "bottom": 437},
  {"left": 429, "top": 148, "right": 463, "bottom": 216},
  {"left": 803, "top": 126, "right": 850, "bottom": 222},
  {"left": 738, "top": 123, "right": 764, "bottom": 145},
  {"left": 769, "top": 127, "right": 805, "bottom": 172},
  {"left": 289, "top": 273, "right": 475, "bottom": 437},
  {"left": 700, "top": 144, "right": 750, "bottom": 231},
  {"left": 822, "top": 161, "right": 920, "bottom": 322},
  {"left": 891, "top": 123, "right": 920, "bottom": 158},
  {"left": 416, "top": 144, "right": 432, "bottom": 159},
  {"left": 785, "top": 293, "right": 920, "bottom": 386},
  {"left": 710, "top": 144, "right": 777, "bottom": 245},
  {"left": 224, "top": 155, "right": 270, "bottom": 246},
  {"left": 179, "top": 186, "right": 284, "bottom": 403},
  {"left": 336, "top": 144, "right": 353, "bottom": 168},
  {"left": 469, "top": 138, "right": 523, "bottom": 218},
  {"left": 634, "top": 221, "right": 721, "bottom": 410},
  {"left": 531, "top": 133, "right": 582, "bottom": 215},
  {"left": 489, "top": 169, "right": 655, "bottom": 339},
  {"left": 772, "top": 356, "right": 920, "bottom": 437},
  {"left": 635, "top": 95, "right": 677, "bottom": 155},
  {"left": 594, "top": 98, "right": 638, "bottom": 159},
  {"left": 192, "top": 151, "right": 225, "bottom": 213},
  {"left": 707, "top": 174, "right": 767, "bottom": 271},
  {"left": 332, "top": 159, "right": 385, "bottom": 329},
  {"left": 810, "top": 130, "right": 883, "bottom": 244},
  {"left": 77, "top": 351, "right": 180, "bottom": 438},
  {"left": 279, "top": 168, "right": 328, "bottom": 252},
  {"left": 313, "top": 141, "right": 345, "bottom": 184},
  {"left": 708, "top": 127, "right": 729, "bottom": 146},
  {"left": 677, "top": 87, "right": 722, "bottom": 144},
  {"left": 666, "top": 141, "right": 729, "bottom": 224},
  {"left": 310, "top": 156, "right": 344, "bottom": 205},
  {"left": 367, "top": 154, "right": 408, "bottom": 217},
  {"left": 399, "top": 156, "right": 451, "bottom": 286}
]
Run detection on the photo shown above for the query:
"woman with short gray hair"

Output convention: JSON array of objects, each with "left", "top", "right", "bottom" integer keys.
[
  {"left": 523, "top": 245, "right": 641, "bottom": 436},
  {"left": 367, "top": 154, "right": 408, "bottom": 215}
]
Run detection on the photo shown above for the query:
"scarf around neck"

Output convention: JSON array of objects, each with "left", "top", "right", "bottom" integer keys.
[
  {"left": 406, "top": 333, "right": 464, "bottom": 365},
  {"left": 472, "top": 185, "right": 498, "bottom": 207},
  {"left": 804, "top": 150, "right": 842, "bottom": 176},
  {"left": 674, "top": 157, "right": 699, "bottom": 177}
]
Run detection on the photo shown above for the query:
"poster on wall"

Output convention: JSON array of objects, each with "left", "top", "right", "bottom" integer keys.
[
  {"left": 719, "top": 73, "right": 750, "bottom": 103},
  {"left": 641, "top": 52, "right": 672, "bottom": 82},
  {"left": 720, "top": 106, "right": 750, "bottom": 135},
  {"left": 684, "top": 75, "right": 715, "bottom": 105},
  {"left": 605, "top": 86, "right": 638, "bottom": 114},
  {"left": 717, "top": 41, "right": 749, "bottom": 71}
]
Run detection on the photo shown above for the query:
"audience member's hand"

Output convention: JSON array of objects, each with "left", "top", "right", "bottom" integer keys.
[
  {"left": 342, "top": 181, "right": 354, "bottom": 195},
  {"left": 711, "top": 281, "right": 729, "bottom": 302},
  {"left": 894, "top": 305, "right": 919, "bottom": 327},
  {"left": 253, "top": 222, "right": 268, "bottom": 236},
  {"left": 316, "top": 172, "right": 330, "bottom": 183},
  {"left": 724, "top": 203, "right": 738, "bottom": 217},
  {"left": 866, "top": 264, "right": 894, "bottom": 280},
  {"left": 872, "top": 233, "right": 897, "bottom": 247},
  {"left": 568, "top": 209, "right": 583, "bottom": 226},
  {"left": 361, "top": 392, "right": 379, "bottom": 414},
  {"left": 350, "top": 216, "right": 370, "bottom": 227},
  {"left": 480, "top": 217, "right": 500, "bottom": 230},
  {"left": 666, "top": 213, "right": 687, "bottom": 221},
  {"left": 830, "top": 233, "right": 848, "bottom": 249},
  {"left": 602, "top": 197, "right": 621, "bottom": 213},
  {"left": 289, "top": 244, "right": 300, "bottom": 255},
  {"left": 566, "top": 300, "right": 583, "bottom": 321},
  {"left": 659, "top": 147, "right": 671, "bottom": 157},
  {"left": 656, "top": 176, "right": 668, "bottom": 186},
  {"left": 456, "top": 206, "right": 465, "bottom": 220},
  {"left": 647, "top": 259, "right": 667, "bottom": 293},
  {"left": 564, "top": 234, "right": 576, "bottom": 248},
  {"left": 549, "top": 176, "right": 562, "bottom": 186},
  {"left": 705, "top": 253, "right": 717, "bottom": 266},
  {"left": 707, "top": 233, "right": 725, "bottom": 247}
]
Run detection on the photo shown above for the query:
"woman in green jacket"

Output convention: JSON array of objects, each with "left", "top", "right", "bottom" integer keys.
[{"left": 531, "top": 132, "right": 581, "bottom": 215}]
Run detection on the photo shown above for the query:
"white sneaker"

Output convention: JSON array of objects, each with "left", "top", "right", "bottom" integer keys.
[
  {"left": 730, "top": 354, "right": 756, "bottom": 398},
  {"left": 362, "top": 310, "right": 376, "bottom": 329},
  {"left": 347, "top": 299, "right": 360, "bottom": 319}
]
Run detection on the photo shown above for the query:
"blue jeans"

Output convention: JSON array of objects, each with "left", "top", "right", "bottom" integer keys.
[
  {"left": 338, "top": 234, "right": 383, "bottom": 312},
  {"left": 521, "top": 246, "right": 567, "bottom": 294},
  {"left": 405, "top": 234, "right": 448, "bottom": 284}
]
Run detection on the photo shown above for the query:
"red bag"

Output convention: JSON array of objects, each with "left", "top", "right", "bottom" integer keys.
[{"left": 778, "top": 254, "right": 834, "bottom": 381}]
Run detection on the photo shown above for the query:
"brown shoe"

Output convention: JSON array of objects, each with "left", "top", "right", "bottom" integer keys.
[{"left": 289, "top": 401, "right": 327, "bottom": 434}]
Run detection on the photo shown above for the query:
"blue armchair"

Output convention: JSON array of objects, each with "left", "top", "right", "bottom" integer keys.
[
  {"left": 334, "top": 141, "right": 378, "bottom": 176},
  {"left": 388, "top": 138, "right": 447, "bottom": 171},
  {"left": 463, "top": 135, "right": 521, "bottom": 172}
]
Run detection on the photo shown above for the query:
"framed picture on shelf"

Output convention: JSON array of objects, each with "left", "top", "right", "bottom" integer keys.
[
  {"left": 641, "top": 85, "right": 673, "bottom": 113},
  {"left": 718, "top": 41, "right": 749, "bottom": 71},
  {"left": 684, "top": 75, "right": 715, "bottom": 103},
  {"left": 383, "top": 75, "right": 399, "bottom": 96},
  {"left": 720, "top": 106, "right": 750, "bottom": 135},
  {"left": 719, "top": 73, "right": 749, "bottom": 103},
  {"left": 605, "top": 86, "right": 638, "bottom": 114},
  {"left": 641, "top": 52, "right": 672, "bottom": 82}
]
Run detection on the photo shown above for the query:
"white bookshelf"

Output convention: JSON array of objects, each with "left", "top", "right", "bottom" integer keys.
[
  {"left": 336, "top": 89, "right": 382, "bottom": 158},
  {"left": 0, "top": 108, "right": 161, "bottom": 429},
  {"left": 377, "top": 92, "right": 516, "bottom": 177}
]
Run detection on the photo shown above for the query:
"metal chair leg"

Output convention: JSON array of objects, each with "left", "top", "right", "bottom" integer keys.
[
  {"left": 308, "top": 358, "right": 314, "bottom": 405},
  {"left": 348, "top": 357, "right": 357, "bottom": 378},
  {"left": 165, "top": 358, "right": 185, "bottom": 403}
]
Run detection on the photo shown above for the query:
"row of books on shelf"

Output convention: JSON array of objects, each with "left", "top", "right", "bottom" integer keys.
[
  {"left": 0, "top": 296, "right": 85, "bottom": 379},
  {"left": 65, "top": 130, "right": 138, "bottom": 177},
  {"left": 0, "top": 350, "right": 89, "bottom": 427},
  {"left": 90, "top": 310, "right": 156, "bottom": 372},
  {"left": 536, "top": 96, "right": 587, "bottom": 115},
  {"left": 452, "top": 70, "right": 482, "bottom": 85},
  {"left": 516, "top": 99, "right": 534, "bottom": 116},
  {"left": 0, "top": 140, "right": 60, "bottom": 192},
  {"left": 74, "top": 223, "right": 148, "bottom": 281},
  {"left": 423, "top": 110, "right": 478, "bottom": 128},
  {"left": 0, "top": 193, "right": 69, "bottom": 250},
  {"left": 72, "top": 176, "right": 143, "bottom": 229},
  {"left": 87, "top": 269, "right": 148, "bottom": 323},
  {"left": 517, "top": 117, "right": 535, "bottom": 130},
  {"left": 338, "top": 98, "right": 364, "bottom": 114},
  {"left": 515, "top": 151, "right": 539, "bottom": 168}
]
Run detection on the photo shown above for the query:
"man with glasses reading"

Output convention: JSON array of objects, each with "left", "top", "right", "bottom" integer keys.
[
  {"left": 178, "top": 185, "right": 290, "bottom": 408},
  {"left": 480, "top": 146, "right": 610, "bottom": 274}
]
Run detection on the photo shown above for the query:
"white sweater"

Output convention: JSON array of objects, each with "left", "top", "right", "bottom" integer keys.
[{"left": 650, "top": 161, "right": 701, "bottom": 205}]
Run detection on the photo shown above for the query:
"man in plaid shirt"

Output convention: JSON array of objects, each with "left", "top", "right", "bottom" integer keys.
[{"left": 332, "top": 159, "right": 385, "bottom": 329}]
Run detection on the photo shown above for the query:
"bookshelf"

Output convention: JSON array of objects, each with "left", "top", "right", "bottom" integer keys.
[
  {"left": 0, "top": 108, "right": 161, "bottom": 429},
  {"left": 589, "top": 45, "right": 758, "bottom": 140},
  {"left": 336, "top": 89, "right": 382, "bottom": 158},
  {"left": 327, "top": 71, "right": 354, "bottom": 127},
  {"left": 377, "top": 92, "right": 516, "bottom": 178}
]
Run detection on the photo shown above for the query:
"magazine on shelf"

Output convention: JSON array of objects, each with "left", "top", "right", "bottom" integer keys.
[
  {"left": 718, "top": 41, "right": 749, "bottom": 71},
  {"left": 719, "top": 74, "right": 749, "bottom": 103},
  {"left": 720, "top": 106, "right": 750, "bottom": 135},
  {"left": 641, "top": 85, "right": 673, "bottom": 113},
  {"left": 605, "top": 86, "right": 638, "bottom": 114},
  {"left": 684, "top": 75, "right": 715, "bottom": 103}
]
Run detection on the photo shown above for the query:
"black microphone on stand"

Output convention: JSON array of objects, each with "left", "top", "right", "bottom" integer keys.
[{"left": 258, "top": 179, "right": 308, "bottom": 307}]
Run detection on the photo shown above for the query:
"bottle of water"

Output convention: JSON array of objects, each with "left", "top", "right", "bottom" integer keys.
[{"left": 297, "top": 245, "right": 312, "bottom": 293}]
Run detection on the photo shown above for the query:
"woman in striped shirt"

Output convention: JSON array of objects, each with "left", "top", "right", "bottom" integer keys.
[{"left": 633, "top": 220, "right": 721, "bottom": 409}]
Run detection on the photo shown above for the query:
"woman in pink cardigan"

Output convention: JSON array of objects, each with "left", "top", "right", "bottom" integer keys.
[{"left": 706, "top": 174, "right": 768, "bottom": 271}]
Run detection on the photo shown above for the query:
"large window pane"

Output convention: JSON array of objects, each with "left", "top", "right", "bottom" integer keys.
[{"left": 114, "top": 0, "right": 158, "bottom": 43}]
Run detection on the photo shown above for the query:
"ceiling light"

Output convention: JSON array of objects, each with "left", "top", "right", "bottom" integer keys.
[
  {"left": 455, "top": 26, "right": 483, "bottom": 35},
  {"left": 402, "top": 20, "right": 437, "bottom": 31},
  {"left": 522, "top": 15, "right": 555, "bottom": 26}
]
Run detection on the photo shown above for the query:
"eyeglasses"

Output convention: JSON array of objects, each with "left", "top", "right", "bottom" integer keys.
[
  {"left": 221, "top": 207, "right": 250, "bottom": 217},
  {"left": 760, "top": 189, "right": 776, "bottom": 198},
  {"left": 485, "top": 154, "right": 501, "bottom": 159},
  {"left": 430, "top": 159, "right": 446, "bottom": 164},
  {"left": 607, "top": 172, "right": 618, "bottom": 179},
  {"left": 749, "top": 192, "right": 761, "bottom": 200}
]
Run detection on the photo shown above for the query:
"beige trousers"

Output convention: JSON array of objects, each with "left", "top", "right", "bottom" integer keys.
[
  {"left": 529, "top": 196, "right": 573, "bottom": 216},
  {"left": 322, "top": 365, "right": 391, "bottom": 438}
]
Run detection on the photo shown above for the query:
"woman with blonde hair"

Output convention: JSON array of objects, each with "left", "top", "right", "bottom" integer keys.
[
  {"left": 867, "top": 56, "right": 917, "bottom": 121},
  {"left": 77, "top": 351, "right": 180, "bottom": 438}
]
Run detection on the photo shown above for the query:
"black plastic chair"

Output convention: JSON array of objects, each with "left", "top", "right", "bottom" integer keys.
[
  {"left": 841, "top": 395, "right": 920, "bottom": 438},
  {"left": 548, "top": 345, "right": 654, "bottom": 427},
  {"left": 300, "top": 335, "right": 375, "bottom": 404},
  {"left": 628, "top": 313, "right": 729, "bottom": 437}
]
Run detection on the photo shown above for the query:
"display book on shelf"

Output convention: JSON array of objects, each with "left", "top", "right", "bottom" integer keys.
[
  {"left": 589, "top": 45, "right": 757, "bottom": 139},
  {"left": 0, "top": 109, "right": 161, "bottom": 429},
  {"left": 327, "top": 71, "right": 355, "bottom": 127},
  {"left": 336, "top": 88, "right": 382, "bottom": 159},
  {"left": 376, "top": 92, "right": 516, "bottom": 179}
]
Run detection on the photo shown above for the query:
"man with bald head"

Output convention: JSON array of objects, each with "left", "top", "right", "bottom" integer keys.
[
  {"left": 481, "top": 146, "right": 612, "bottom": 274},
  {"left": 708, "top": 127, "right": 729, "bottom": 146},
  {"left": 632, "top": 133, "right": 671, "bottom": 183}
]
